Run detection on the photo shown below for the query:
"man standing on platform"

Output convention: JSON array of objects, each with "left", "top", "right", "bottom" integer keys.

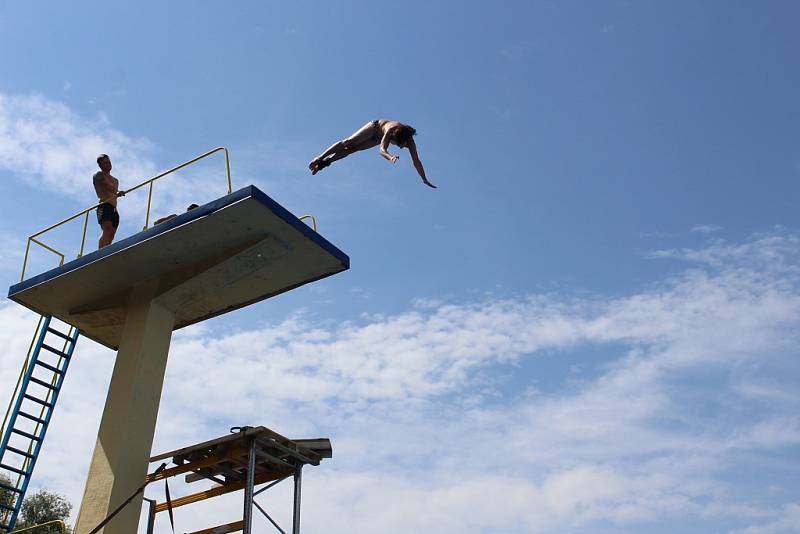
[{"left": 93, "top": 154, "right": 125, "bottom": 248}]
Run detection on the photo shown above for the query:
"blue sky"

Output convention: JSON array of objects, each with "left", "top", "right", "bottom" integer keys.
[{"left": 1, "top": 1, "right": 799, "bottom": 533}]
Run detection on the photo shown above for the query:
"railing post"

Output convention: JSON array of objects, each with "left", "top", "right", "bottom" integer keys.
[
  {"left": 20, "top": 238, "right": 31, "bottom": 282},
  {"left": 224, "top": 147, "right": 233, "bottom": 194},
  {"left": 299, "top": 215, "right": 317, "bottom": 232},
  {"left": 78, "top": 210, "right": 91, "bottom": 258},
  {"left": 144, "top": 181, "right": 154, "bottom": 230}
]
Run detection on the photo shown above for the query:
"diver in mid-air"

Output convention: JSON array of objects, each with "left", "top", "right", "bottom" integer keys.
[{"left": 309, "top": 119, "right": 436, "bottom": 188}]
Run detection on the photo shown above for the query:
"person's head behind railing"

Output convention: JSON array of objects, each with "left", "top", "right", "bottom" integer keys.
[{"left": 153, "top": 203, "right": 201, "bottom": 226}]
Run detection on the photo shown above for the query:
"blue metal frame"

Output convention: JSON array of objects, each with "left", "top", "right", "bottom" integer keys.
[{"left": 0, "top": 317, "right": 80, "bottom": 532}]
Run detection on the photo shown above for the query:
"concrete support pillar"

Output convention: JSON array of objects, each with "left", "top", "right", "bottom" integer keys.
[{"left": 75, "top": 281, "right": 175, "bottom": 534}]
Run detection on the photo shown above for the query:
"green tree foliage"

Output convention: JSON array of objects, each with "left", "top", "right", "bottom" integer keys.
[
  {"left": 1, "top": 473, "right": 16, "bottom": 531},
  {"left": 0, "top": 473, "right": 14, "bottom": 510},
  {"left": 14, "top": 489, "right": 72, "bottom": 534}
]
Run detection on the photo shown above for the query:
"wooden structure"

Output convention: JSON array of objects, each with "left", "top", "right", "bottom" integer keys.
[{"left": 145, "top": 427, "right": 332, "bottom": 534}]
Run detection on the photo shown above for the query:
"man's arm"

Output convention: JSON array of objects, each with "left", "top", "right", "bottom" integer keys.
[
  {"left": 406, "top": 139, "right": 436, "bottom": 188},
  {"left": 380, "top": 131, "right": 398, "bottom": 163}
]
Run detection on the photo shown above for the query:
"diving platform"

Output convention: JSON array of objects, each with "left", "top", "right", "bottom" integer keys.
[
  {"left": 3, "top": 146, "right": 349, "bottom": 533},
  {"left": 7, "top": 185, "right": 350, "bottom": 350}
]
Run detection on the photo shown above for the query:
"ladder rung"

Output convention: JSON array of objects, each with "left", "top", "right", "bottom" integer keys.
[
  {"left": 17, "top": 411, "right": 47, "bottom": 425},
  {"left": 1, "top": 523, "right": 13, "bottom": 531},
  {"left": 40, "top": 343, "right": 70, "bottom": 359},
  {"left": 0, "top": 502, "right": 16, "bottom": 512},
  {"left": 46, "top": 327, "right": 75, "bottom": 342},
  {"left": 0, "top": 482, "right": 22, "bottom": 493},
  {"left": 34, "top": 360, "right": 63, "bottom": 374},
  {"left": 0, "top": 463, "right": 29, "bottom": 477},
  {"left": 23, "top": 394, "right": 53, "bottom": 409},
  {"left": 5, "top": 446, "right": 34, "bottom": 459},
  {"left": 11, "top": 428, "right": 41, "bottom": 442},
  {"left": 29, "top": 377, "right": 57, "bottom": 390}
]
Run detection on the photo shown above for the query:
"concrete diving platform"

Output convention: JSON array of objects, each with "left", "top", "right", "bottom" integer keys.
[{"left": 7, "top": 185, "right": 350, "bottom": 350}]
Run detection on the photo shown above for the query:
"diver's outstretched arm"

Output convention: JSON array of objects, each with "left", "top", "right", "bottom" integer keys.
[{"left": 407, "top": 138, "right": 436, "bottom": 188}]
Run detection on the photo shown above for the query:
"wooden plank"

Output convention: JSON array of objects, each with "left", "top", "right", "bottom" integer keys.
[
  {"left": 212, "top": 461, "right": 246, "bottom": 481},
  {"left": 150, "top": 428, "right": 330, "bottom": 464},
  {"left": 294, "top": 438, "right": 333, "bottom": 458},
  {"left": 147, "top": 452, "right": 236, "bottom": 482},
  {"left": 226, "top": 444, "right": 294, "bottom": 474},
  {"left": 257, "top": 438, "right": 320, "bottom": 465},
  {"left": 150, "top": 426, "right": 289, "bottom": 462},
  {"left": 254, "top": 449, "right": 294, "bottom": 469},
  {"left": 186, "top": 520, "right": 244, "bottom": 534},
  {"left": 228, "top": 454, "right": 282, "bottom": 479},
  {"left": 185, "top": 468, "right": 226, "bottom": 485},
  {"left": 154, "top": 469, "right": 293, "bottom": 513},
  {"left": 149, "top": 429, "right": 258, "bottom": 462}
]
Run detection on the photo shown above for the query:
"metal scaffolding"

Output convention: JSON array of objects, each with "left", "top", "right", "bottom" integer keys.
[{"left": 144, "top": 426, "right": 331, "bottom": 534}]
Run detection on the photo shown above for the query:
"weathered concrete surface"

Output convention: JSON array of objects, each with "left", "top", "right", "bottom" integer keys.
[{"left": 73, "top": 280, "right": 174, "bottom": 534}]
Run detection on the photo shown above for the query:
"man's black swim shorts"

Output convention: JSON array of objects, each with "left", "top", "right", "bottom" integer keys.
[{"left": 96, "top": 203, "right": 120, "bottom": 229}]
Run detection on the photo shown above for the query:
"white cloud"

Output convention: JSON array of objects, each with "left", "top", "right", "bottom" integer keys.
[
  {"left": 731, "top": 503, "right": 800, "bottom": 534},
  {"left": 649, "top": 232, "right": 800, "bottom": 274},
  {"left": 2, "top": 232, "right": 800, "bottom": 532},
  {"left": 0, "top": 92, "right": 155, "bottom": 202},
  {"left": 0, "top": 231, "right": 26, "bottom": 274},
  {"left": 691, "top": 224, "right": 723, "bottom": 234},
  {"left": 0, "top": 92, "right": 232, "bottom": 262}
]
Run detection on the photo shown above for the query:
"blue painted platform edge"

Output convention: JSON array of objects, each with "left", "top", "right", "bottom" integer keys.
[{"left": 8, "top": 185, "right": 350, "bottom": 297}]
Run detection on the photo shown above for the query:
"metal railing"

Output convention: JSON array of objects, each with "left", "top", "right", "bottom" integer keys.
[
  {"left": 10, "top": 519, "right": 68, "bottom": 533},
  {"left": 20, "top": 147, "right": 233, "bottom": 282},
  {"left": 298, "top": 215, "right": 317, "bottom": 232}
]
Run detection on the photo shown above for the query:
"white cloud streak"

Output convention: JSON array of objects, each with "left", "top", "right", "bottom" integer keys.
[
  {"left": 0, "top": 92, "right": 156, "bottom": 202},
  {"left": 731, "top": 503, "right": 800, "bottom": 534},
  {"left": 0, "top": 92, "right": 232, "bottom": 264},
  {"left": 691, "top": 224, "right": 723, "bottom": 234},
  {"left": 1, "top": 231, "right": 798, "bottom": 532}
]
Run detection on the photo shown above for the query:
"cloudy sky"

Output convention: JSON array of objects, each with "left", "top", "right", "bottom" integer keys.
[{"left": 1, "top": 1, "right": 799, "bottom": 533}]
